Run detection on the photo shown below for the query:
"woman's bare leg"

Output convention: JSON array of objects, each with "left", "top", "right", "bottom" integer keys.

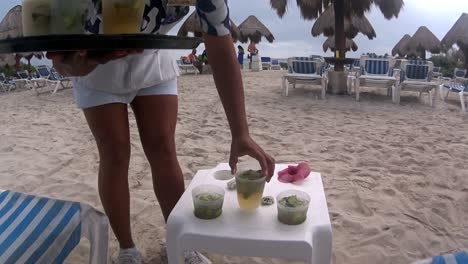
[
  {"left": 83, "top": 103, "right": 135, "bottom": 249},
  {"left": 131, "top": 95, "right": 184, "bottom": 221}
]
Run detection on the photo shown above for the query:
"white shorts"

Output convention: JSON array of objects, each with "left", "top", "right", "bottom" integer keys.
[{"left": 73, "top": 79, "right": 178, "bottom": 109}]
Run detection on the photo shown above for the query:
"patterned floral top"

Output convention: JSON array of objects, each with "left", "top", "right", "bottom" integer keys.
[{"left": 86, "top": 0, "right": 231, "bottom": 36}]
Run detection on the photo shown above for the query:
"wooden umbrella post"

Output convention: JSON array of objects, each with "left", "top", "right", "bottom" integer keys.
[{"left": 334, "top": 0, "right": 345, "bottom": 72}]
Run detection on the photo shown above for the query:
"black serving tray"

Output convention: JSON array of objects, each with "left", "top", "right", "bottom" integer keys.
[{"left": 0, "top": 34, "right": 203, "bottom": 54}]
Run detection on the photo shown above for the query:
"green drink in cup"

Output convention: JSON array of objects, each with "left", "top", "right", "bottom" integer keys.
[
  {"left": 22, "top": 0, "right": 52, "bottom": 36},
  {"left": 277, "top": 190, "right": 310, "bottom": 225},
  {"left": 235, "top": 162, "right": 266, "bottom": 211},
  {"left": 192, "top": 185, "right": 225, "bottom": 220},
  {"left": 102, "top": 0, "right": 145, "bottom": 34},
  {"left": 50, "top": 0, "right": 88, "bottom": 34}
]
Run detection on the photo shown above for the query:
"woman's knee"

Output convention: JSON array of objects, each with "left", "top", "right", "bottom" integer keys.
[
  {"left": 142, "top": 134, "right": 177, "bottom": 162},
  {"left": 97, "top": 137, "right": 131, "bottom": 165}
]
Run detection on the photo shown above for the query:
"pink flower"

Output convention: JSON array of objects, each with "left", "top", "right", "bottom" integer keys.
[{"left": 278, "top": 162, "right": 311, "bottom": 183}]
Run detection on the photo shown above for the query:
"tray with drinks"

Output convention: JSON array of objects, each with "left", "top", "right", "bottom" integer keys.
[
  {"left": 0, "top": 0, "right": 202, "bottom": 54},
  {"left": 0, "top": 35, "right": 203, "bottom": 54}
]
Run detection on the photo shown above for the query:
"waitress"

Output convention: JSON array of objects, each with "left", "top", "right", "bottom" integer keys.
[{"left": 47, "top": 0, "right": 275, "bottom": 264}]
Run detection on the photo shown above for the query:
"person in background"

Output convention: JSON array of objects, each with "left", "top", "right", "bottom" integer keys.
[
  {"left": 237, "top": 45, "right": 245, "bottom": 69},
  {"left": 247, "top": 41, "right": 258, "bottom": 69},
  {"left": 187, "top": 48, "right": 198, "bottom": 63}
]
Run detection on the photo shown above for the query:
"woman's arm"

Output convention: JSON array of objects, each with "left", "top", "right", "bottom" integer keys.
[{"left": 204, "top": 34, "right": 275, "bottom": 180}]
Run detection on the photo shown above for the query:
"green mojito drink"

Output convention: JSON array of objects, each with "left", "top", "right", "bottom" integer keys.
[
  {"left": 277, "top": 190, "right": 310, "bottom": 225},
  {"left": 102, "top": 0, "right": 145, "bottom": 34},
  {"left": 236, "top": 169, "right": 266, "bottom": 210},
  {"left": 192, "top": 185, "right": 225, "bottom": 220},
  {"left": 22, "top": 0, "right": 52, "bottom": 36},
  {"left": 50, "top": 0, "right": 88, "bottom": 34}
]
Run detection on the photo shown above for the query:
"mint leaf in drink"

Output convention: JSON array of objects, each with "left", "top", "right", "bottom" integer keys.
[
  {"left": 238, "top": 170, "right": 263, "bottom": 180},
  {"left": 279, "top": 195, "right": 306, "bottom": 208}
]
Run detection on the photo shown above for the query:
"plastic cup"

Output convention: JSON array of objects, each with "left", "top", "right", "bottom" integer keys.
[
  {"left": 50, "top": 0, "right": 88, "bottom": 34},
  {"left": 235, "top": 162, "right": 266, "bottom": 211},
  {"left": 102, "top": 0, "right": 145, "bottom": 34},
  {"left": 22, "top": 0, "right": 52, "bottom": 36},
  {"left": 192, "top": 184, "right": 225, "bottom": 220},
  {"left": 277, "top": 190, "right": 310, "bottom": 225}
]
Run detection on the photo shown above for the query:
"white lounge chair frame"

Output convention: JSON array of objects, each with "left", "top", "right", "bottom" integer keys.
[
  {"left": 282, "top": 57, "right": 327, "bottom": 99},
  {"left": 34, "top": 66, "right": 72, "bottom": 94},
  {"left": 393, "top": 60, "right": 439, "bottom": 106},
  {"left": 354, "top": 55, "right": 397, "bottom": 102}
]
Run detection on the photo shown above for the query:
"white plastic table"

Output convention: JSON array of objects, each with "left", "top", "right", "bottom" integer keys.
[{"left": 166, "top": 164, "right": 332, "bottom": 264}]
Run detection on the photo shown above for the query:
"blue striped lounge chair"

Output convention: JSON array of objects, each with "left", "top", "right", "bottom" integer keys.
[
  {"left": 440, "top": 82, "right": 468, "bottom": 112},
  {"left": 394, "top": 60, "right": 439, "bottom": 106},
  {"left": 355, "top": 55, "right": 397, "bottom": 102},
  {"left": 413, "top": 250, "right": 468, "bottom": 264},
  {"left": 177, "top": 59, "right": 199, "bottom": 75},
  {"left": 261, "top": 57, "right": 272, "bottom": 70},
  {"left": 11, "top": 71, "right": 33, "bottom": 90},
  {"left": 34, "top": 66, "right": 72, "bottom": 94},
  {"left": 282, "top": 57, "right": 327, "bottom": 99},
  {"left": 432, "top": 66, "right": 442, "bottom": 79},
  {"left": 453, "top": 68, "right": 467, "bottom": 83},
  {"left": 270, "top": 59, "right": 281, "bottom": 70},
  {"left": 0, "top": 73, "right": 15, "bottom": 93},
  {"left": 0, "top": 190, "right": 109, "bottom": 264}
]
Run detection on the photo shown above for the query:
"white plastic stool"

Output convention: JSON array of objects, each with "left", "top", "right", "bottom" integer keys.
[{"left": 166, "top": 163, "right": 332, "bottom": 264}]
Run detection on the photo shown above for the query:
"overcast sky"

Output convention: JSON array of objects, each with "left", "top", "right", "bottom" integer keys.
[{"left": 1, "top": 0, "right": 467, "bottom": 63}]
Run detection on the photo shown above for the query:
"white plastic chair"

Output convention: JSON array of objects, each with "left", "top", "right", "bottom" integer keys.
[
  {"left": 166, "top": 163, "right": 332, "bottom": 264},
  {"left": 0, "top": 190, "right": 109, "bottom": 263},
  {"left": 282, "top": 57, "right": 327, "bottom": 99}
]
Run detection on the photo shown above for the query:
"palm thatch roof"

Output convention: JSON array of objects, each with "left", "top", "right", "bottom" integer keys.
[
  {"left": 392, "top": 34, "right": 411, "bottom": 56},
  {"left": 405, "top": 26, "right": 441, "bottom": 56},
  {"left": 0, "top": 5, "right": 22, "bottom": 39},
  {"left": 442, "top": 13, "right": 468, "bottom": 49},
  {"left": 0, "top": 54, "right": 16, "bottom": 67},
  {"left": 0, "top": 5, "right": 43, "bottom": 66},
  {"left": 311, "top": 5, "right": 376, "bottom": 39},
  {"left": 238, "top": 15, "right": 275, "bottom": 43},
  {"left": 177, "top": 11, "right": 240, "bottom": 42},
  {"left": 323, "top": 36, "right": 358, "bottom": 52},
  {"left": 270, "top": 0, "right": 403, "bottom": 20}
]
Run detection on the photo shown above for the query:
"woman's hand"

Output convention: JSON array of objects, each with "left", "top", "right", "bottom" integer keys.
[
  {"left": 229, "top": 135, "right": 275, "bottom": 182},
  {"left": 46, "top": 50, "right": 143, "bottom": 77}
]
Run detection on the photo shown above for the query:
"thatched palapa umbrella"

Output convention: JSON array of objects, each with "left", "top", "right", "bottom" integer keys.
[
  {"left": 0, "top": 54, "right": 16, "bottom": 67},
  {"left": 392, "top": 34, "right": 411, "bottom": 57},
  {"left": 312, "top": 5, "right": 376, "bottom": 40},
  {"left": 178, "top": 11, "right": 241, "bottom": 42},
  {"left": 405, "top": 26, "right": 441, "bottom": 59},
  {"left": 0, "top": 5, "right": 44, "bottom": 70},
  {"left": 0, "top": 5, "right": 22, "bottom": 39},
  {"left": 270, "top": 0, "right": 403, "bottom": 72},
  {"left": 238, "top": 15, "right": 275, "bottom": 44},
  {"left": 442, "top": 13, "right": 468, "bottom": 75},
  {"left": 323, "top": 36, "right": 357, "bottom": 52}
]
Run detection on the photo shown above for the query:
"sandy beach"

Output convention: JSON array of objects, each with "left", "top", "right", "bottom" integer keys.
[{"left": 0, "top": 70, "right": 467, "bottom": 263}]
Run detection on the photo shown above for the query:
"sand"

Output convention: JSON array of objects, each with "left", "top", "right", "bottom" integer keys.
[{"left": 0, "top": 70, "right": 467, "bottom": 263}]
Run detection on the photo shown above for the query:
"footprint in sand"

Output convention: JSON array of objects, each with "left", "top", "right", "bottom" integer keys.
[{"left": 1, "top": 146, "right": 14, "bottom": 152}]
